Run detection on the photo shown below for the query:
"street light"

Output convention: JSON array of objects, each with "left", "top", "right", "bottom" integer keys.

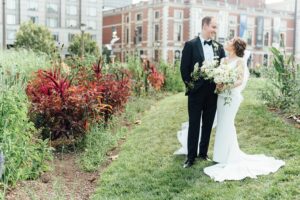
[{"left": 80, "top": 23, "right": 86, "bottom": 58}]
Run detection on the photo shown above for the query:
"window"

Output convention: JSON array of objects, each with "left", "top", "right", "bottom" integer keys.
[
  {"left": 154, "top": 11, "right": 159, "bottom": 19},
  {"left": 46, "top": 17, "right": 58, "bottom": 28},
  {"left": 47, "top": 3, "right": 58, "bottom": 13},
  {"left": 280, "top": 33, "right": 285, "bottom": 47},
  {"left": 87, "top": 20, "right": 96, "bottom": 29},
  {"left": 174, "top": 10, "right": 183, "bottom": 20},
  {"left": 136, "top": 13, "right": 142, "bottom": 21},
  {"left": 126, "top": 16, "right": 129, "bottom": 23},
  {"left": 135, "top": 26, "right": 142, "bottom": 44},
  {"left": 7, "top": 0, "right": 16, "bottom": 10},
  {"left": 174, "top": 23, "right": 182, "bottom": 42},
  {"left": 29, "top": 16, "right": 38, "bottom": 24},
  {"left": 247, "top": 31, "right": 252, "bottom": 45},
  {"left": 88, "top": 7, "right": 97, "bottom": 16},
  {"left": 154, "top": 50, "right": 159, "bottom": 62},
  {"left": 263, "top": 54, "right": 268, "bottom": 66},
  {"left": 154, "top": 24, "right": 159, "bottom": 41},
  {"left": 174, "top": 50, "right": 181, "bottom": 61},
  {"left": 229, "top": 16, "right": 237, "bottom": 25},
  {"left": 66, "top": 19, "right": 78, "bottom": 28},
  {"left": 67, "top": 5, "right": 77, "bottom": 15},
  {"left": 28, "top": 0, "right": 38, "bottom": 11},
  {"left": 125, "top": 27, "right": 129, "bottom": 44},
  {"left": 68, "top": 33, "right": 75, "bottom": 42},
  {"left": 53, "top": 33, "right": 59, "bottom": 41},
  {"left": 7, "top": 15, "right": 16, "bottom": 25},
  {"left": 7, "top": 30, "right": 16, "bottom": 40},
  {"left": 91, "top": 34, "right": 97, "bottom": 40},
  {"left": 264, "top": 32, "right": 269, "bottom": 47},
  {"left": 229, "top": 29, "right": 235, "bottom": 40}
]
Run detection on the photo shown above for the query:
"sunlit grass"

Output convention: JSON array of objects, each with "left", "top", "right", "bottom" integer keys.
[{"left": 92, "top": 78, "right": 300, "bottom": 200}]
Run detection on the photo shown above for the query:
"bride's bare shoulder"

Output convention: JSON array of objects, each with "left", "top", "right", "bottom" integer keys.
[{"left": 221, "top": 57, "right": 228, "bottom": 64}]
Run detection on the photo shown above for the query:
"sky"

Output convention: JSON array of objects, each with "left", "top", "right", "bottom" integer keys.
[
  {"left": 132, "top": 0, "right": 285, "bottom": 4},
  {"left": 265, "top": 0, "right": 285, "bottom": 3},
  {"left": 132, "top": 0, "right": 146, "bottom": 3}
]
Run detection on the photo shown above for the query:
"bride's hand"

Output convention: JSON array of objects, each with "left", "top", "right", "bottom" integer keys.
[{"left": 216, "top": 83, "right": 224, "bottom": 92}]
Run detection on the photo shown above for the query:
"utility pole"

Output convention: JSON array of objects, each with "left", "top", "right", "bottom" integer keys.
[
  {"left": 293, "top": 0, "right": 298, "bottom": 56},
  {"left": 2, "top": 0, "right": 6, "bottom": 49}
]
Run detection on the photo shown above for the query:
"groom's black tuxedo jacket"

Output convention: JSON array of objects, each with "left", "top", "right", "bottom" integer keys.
[{"left": 180, "top": 37, "right": 226, "bottom": 95}]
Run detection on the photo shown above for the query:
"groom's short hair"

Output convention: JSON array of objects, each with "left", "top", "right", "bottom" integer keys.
[{"left": 202, "top": 16, "right": 213, "bottom": 29}]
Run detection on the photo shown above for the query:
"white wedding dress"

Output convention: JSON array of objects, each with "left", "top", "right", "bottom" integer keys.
[{"left": 175, "top": 53, "right": 285, "bottom": 182}]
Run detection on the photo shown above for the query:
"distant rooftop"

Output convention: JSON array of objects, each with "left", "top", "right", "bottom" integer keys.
[{"left": 103, "top": 0, "right": 133, "bottom": 10}]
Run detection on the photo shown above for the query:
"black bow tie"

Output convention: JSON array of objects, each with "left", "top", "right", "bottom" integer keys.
[{"left": 204, "top": 40, "right": 212, "bottom": 46}]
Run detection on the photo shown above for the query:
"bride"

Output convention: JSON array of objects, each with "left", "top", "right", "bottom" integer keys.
[{"left": 175, "top": 37, "right": 285, "bottom": 182}]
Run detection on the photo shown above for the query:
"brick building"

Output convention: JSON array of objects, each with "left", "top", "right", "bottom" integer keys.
[{"left": 103, "top": 0, "right": 296, "bottom": 66}]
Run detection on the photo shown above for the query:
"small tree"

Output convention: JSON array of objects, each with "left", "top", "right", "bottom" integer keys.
[
  {"left": 68, "top": 33, "right": 99, "bottom": 57},
  {"left": 15, "top": 21, "right": 56, "bottom": 55}
]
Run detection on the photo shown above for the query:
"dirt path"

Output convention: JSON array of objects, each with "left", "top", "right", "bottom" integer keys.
[{"left": 5, "top": 141, "right": 124, "bottom": 200}]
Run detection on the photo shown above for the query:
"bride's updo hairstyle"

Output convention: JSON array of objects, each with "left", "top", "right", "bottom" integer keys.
[{"left": 232, "top": 37, "right": 247, "bottom": 57}]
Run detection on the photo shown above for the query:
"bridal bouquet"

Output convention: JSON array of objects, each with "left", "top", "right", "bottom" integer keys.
[
  {"left": 200, "top": 60, "right": 219, "bottom": 80},
  {"left": 190, "top": 59, "right": 219, "bottom": 82},
  {"left": 212, "top": 63, "right": 239, "bottom": 105},
  {"left": 187, "top": 60, "right": 219, "bottom": 91}
]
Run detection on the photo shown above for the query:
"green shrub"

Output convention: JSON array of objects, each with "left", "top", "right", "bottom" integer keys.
[
  {"left": 259, "top": 47, "right": 299, "bottom": 111},
  {"left": 64, "top": 54, "right": 98, "bottom": 69},
  {"left": 14, "top": 21, "right": 57, "bottom": 55},
  {"left": 0, "top": 50, "right": 52, "bottom": 192},
  {"left": 158, "top": 61, "right": 184, "bottom": 93},
  {"left": 126, "top": 56, "right": 145, "bottom": 96},
  {"left": 67, "top": 33, "right": 99, "bottom": 57},
  {"left": 0, "top": 86, "right": 52, "bottom": 186}
]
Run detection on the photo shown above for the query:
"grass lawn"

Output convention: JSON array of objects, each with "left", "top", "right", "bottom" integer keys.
[{"left": 92, "top": 78, "right": 300, "bottom": 200}]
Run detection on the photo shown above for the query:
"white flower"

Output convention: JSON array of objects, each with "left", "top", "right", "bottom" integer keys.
[{"left": 193, "top": 62, "right": 199, "bottom": 72}]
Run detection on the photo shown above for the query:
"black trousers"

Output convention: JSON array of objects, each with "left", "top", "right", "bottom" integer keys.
[{"left": 187, "top": 81, "right": 217, "bottom": 160}]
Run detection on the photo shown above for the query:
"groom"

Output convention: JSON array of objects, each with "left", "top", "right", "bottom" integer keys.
[{"left": 180, "top": 16, "right": 225, "bottom": 168}]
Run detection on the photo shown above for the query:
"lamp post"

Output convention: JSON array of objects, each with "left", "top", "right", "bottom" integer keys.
[
  {"left": 2, "top": 0, "right": 6, "bottom": 49},
  {"left": 80, "top": 23, "right": 86, "bottom": 58}
]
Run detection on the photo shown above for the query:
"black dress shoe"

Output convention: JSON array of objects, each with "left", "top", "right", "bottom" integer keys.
[
  {"left": 183, "top": 159, "right": 194, "bottom": 168},
  {"left": 198, "top": 155, "right": 212, "bottom": 161}
]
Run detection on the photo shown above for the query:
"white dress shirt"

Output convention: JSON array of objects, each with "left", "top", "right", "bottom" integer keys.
[{"left": 199, "top": 36, "right": 214, "bottom": 61}]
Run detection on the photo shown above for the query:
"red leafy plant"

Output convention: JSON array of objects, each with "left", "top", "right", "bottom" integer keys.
[
  {"left": 147, "top": 63, "right": 165, "bottom": 90},
  {"left": 70, "top": 58, "right": 132, "bottom": 123},
  {"left": 26, "top": 67, "right": 110, "bottom": 141}
]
